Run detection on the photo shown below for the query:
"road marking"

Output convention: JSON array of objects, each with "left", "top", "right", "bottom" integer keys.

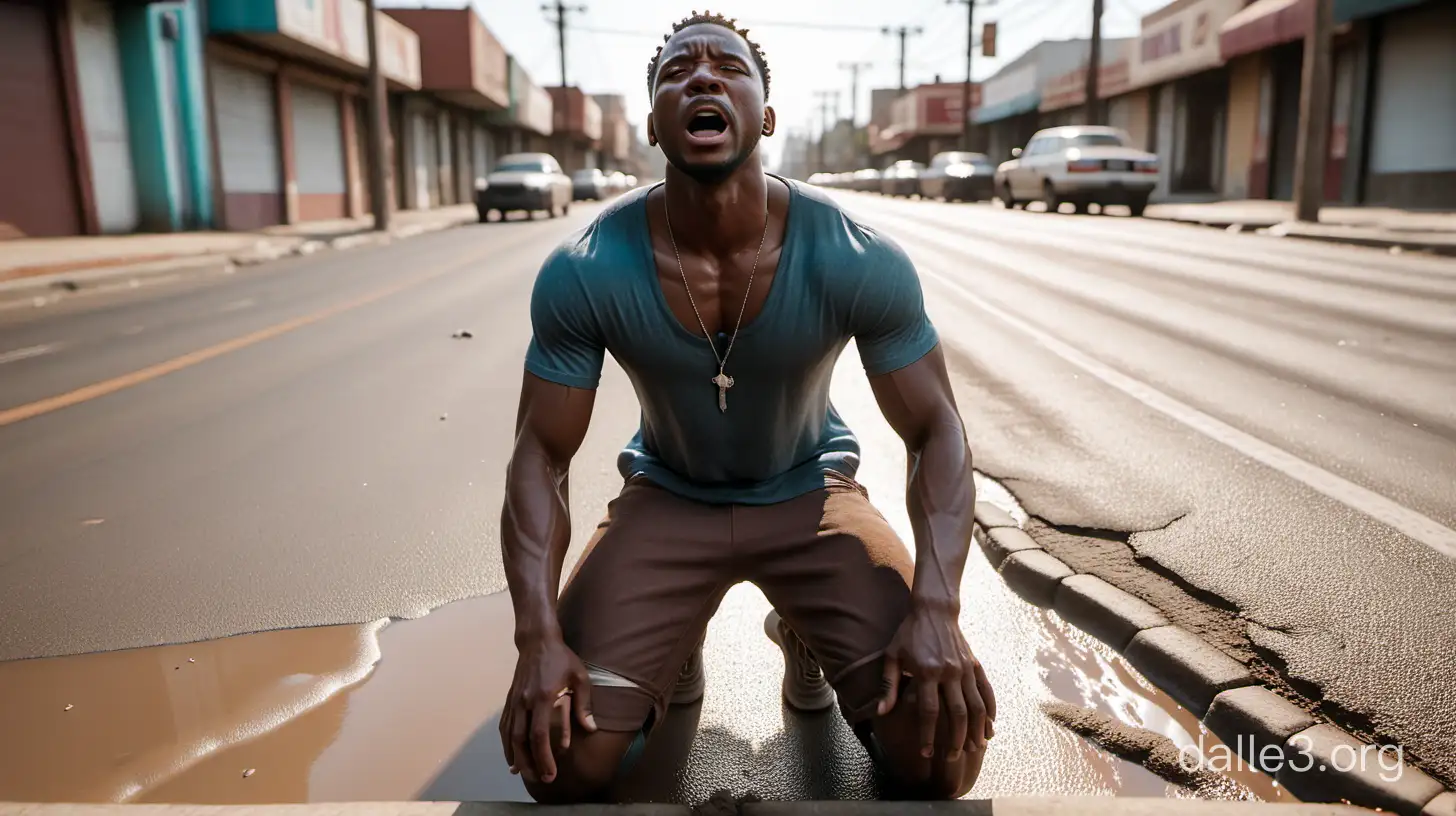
[
  {"left": 218, "top": 298, "right": 256, "bottom": 313},
  {"left": 0, "top": 266, "right": 454, "bottom": 429},
  {"left": 0, "top": 344, "right": 59, "bottom": 365},
  {"left": 923, "top": 265, "right": 1456, "bottom": 560}
]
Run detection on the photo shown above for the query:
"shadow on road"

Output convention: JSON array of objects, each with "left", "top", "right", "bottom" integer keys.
[{"left": 419, "top": 697, "right": 886, "bottom": 805}]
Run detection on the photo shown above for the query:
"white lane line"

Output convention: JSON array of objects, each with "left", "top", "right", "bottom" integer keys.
[
  {"left": 922, "top": 264, "right": 1456, "bottom": 560},
  {"left": 0, "top": 344, "right": 60, "bottom": 365},
  {"left": 218, "top": 298, "right": 256, "bottom": 313}
]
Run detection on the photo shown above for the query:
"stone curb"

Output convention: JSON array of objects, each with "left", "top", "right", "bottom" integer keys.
[
  {"left": 972, "top": 501, "right": 1017, "bottom": 530},
  {"left": 1277, "top": 724, "right": 1447, "bottom": 815},
  {"left": 1202, "top": 686, "right": 1317, "bottom": 774},
  {"left": 998, "top": 549, "right": 1073, "bottom": 607},
  {"left": 1053, "top": 574, "right": 1168, "bottom": 653},
  {"left": 0, "top": 800, "right": 1381, "bottom": 815},
  {"left": 1122, "top": 625, "right": 1255, "bottom": 717},
  {"left": 1424, "top": 792, "right": 1456, "bottom": 816},
  {"left": 971, "top": 515, "right": 1454, "bottom": 813},
  {"left": 0, "top": 215, "right": 471, "bottom": 305},
  {"left": 1147, "top": 213, "right": 1456, "bottom": 256},
  {"left": 976, "top": 525, "right": 1042, "bottom": 569}
]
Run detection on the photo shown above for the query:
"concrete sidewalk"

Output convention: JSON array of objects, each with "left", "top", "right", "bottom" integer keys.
[
  {"left": 1143, "top": 201, "right": 1456, "bottom": 256},
  {"left": 0, "top": 205, "right": 477, "bottom": 291},
  {"left": 0, "top": 800, "right": 1386, "bottom": 815}
]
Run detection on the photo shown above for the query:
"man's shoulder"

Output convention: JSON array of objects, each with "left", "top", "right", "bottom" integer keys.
[
  {"left": 542, "top": 186, "right": 651, "bottom": 277},
  {"left": 783, "top": 178, "right": 910, "bottom": 268}
]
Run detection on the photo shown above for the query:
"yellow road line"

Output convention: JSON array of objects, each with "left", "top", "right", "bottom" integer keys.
[{"left": 0, "top": 249, "right": 488, "bottom": 429}]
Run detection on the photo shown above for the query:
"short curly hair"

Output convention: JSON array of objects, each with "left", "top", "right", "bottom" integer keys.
[{"left": 646, "top": 11, "right": 771, "bottom": 102}]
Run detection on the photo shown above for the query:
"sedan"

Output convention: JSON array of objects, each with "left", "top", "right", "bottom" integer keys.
[
  {"left": 995, "top": 126, "right": 1158, "bottom": 216},
  {"left": 919, "top": 151, "right": 997, "bottom": 202},
  {"left": 478, "top": 153, "right": 572, "bottom": 221},
  {"left": 572, "top": 168, "right": 610, "bottom": 201},
  {"left": 880, "top": 160, "right": 925, "bottom": 197}
]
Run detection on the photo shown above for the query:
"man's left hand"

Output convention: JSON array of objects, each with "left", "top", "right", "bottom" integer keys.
[{"left": 877, "top": 600, "right": 996, "bottom": 762}]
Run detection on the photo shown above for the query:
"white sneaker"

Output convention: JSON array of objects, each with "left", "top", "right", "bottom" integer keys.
[{"left": 764, "top": 610, "right": 836, "bottom": 711}]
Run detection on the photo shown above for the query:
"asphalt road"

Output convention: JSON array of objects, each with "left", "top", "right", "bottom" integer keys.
[{"left": 0, "top": 190, "right": 1452, "bottom": 803}]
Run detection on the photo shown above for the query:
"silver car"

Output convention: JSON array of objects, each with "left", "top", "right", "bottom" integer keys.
[
  {"left": 478, "top": 153, "right": 573, "bottom": 221},
  {"left": 995, "top": 126, "right": 1158, "bottom": 216}
]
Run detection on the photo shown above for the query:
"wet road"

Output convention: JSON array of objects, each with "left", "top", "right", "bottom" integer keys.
[{"left": 0, "top": 190, "right": 1452, "bottom": 802}]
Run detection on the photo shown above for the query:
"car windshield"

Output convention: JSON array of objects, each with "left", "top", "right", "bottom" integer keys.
[
  {"left": 941, "top": 152, "right": 985, "bottom": 166},
  {"left": 1067, "top": 134, "right": 1125, "bottom": 147},
  {"left": 495, "top": 160, "right": 551, "bottom": 173},
  {"left": 572, "top": 170, "right": 601, "bottom": 181}
]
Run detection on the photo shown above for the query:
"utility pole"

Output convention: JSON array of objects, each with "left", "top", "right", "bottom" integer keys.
[
  {"left": 1293, "top": 0, "right": 1334, "bottom": 223},
  {"left": 813, "top": 90, "right": 836, "bottom": 172},
  {"left": 363, "top": 0, "right": 390, "bottom": 231},
  {"left": 1084, "top": 0, "right": 1104, "bottom": 126},
  {"left": 839, "top": 61, "right": 872, "bottom": 126},
  {"left": 882, "top": 25, "right": 925, "bottom": 91},
  {"left": 542, "top": 1, "right": 587, "bottom": 87},
  {"left": 949, "top": 0, "right": 981, "bottom": 150}
]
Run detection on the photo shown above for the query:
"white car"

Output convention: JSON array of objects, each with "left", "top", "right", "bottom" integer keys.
[{"left": 995, "top": 126, "right": 1158, "bottom": 216}]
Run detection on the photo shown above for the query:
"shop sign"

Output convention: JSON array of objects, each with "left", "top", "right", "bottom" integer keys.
[{"left": 1131, "top": 0, "right": 1244, "bottom": 88}]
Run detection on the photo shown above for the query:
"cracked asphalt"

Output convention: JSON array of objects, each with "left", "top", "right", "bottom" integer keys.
[{"left": 0, "top": 190, "right": 1451, "bottom": 802}]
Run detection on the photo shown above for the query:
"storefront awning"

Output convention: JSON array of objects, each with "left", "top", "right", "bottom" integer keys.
[{"left": 1219, "top": 0, "right": 1313, "bottom": 61}]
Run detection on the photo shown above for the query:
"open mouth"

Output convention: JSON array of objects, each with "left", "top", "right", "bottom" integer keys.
[{"left": 687, "top": 109, "right": 729, "bottom": 136}]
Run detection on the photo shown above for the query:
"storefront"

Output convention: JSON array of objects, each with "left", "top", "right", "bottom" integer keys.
[
  {"left": 384, "top": 6, "right": 511, "bottom": 211},
  {"left": 1361, "top": 0, "right": 1456, "bottom": 208},
  {"left": 1130, "top": 0, "right": 1244, "bottom": 198},
  {"left": 548, "top": 86, "right": 602, "bottom": 175},
  {"left": 483, "top": 57, "right": 553, "bottom": 173},
  {"left": 1036, "top": 41, "right": 1134, "bottom": 134},
  {"left": 207, "top": 0, "right": 421, "bottom": 228},
  {"left": 870, "top": 82, "right": 980, "bottom": 165},
  {"left": 974, "top": 40, "right": 1089, "bottom": 162},
  {"left": 0, "top": 0, "right": 85, "bottom": 238}
]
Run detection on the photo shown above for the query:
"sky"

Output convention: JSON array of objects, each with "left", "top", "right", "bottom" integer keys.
[{"left": 380, "top": 0, "right": 1175, "bottom": 169}]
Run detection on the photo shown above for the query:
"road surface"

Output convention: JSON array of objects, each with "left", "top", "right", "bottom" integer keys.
[{"left": 0, "top": 190, "right": 1451, "bottom": 804}]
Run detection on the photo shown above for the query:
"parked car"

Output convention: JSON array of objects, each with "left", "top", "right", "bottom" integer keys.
[
  {"left": 918, "top": 151, "right": 997, "bottom": 202},
  {"left": 572, "top": 168, "right": 610, "bottom": 201},
  {"left": 995, "top": 126, "right": 1158, "bottom": 216},
  {"left": 880, "top": 160, "right": 925, "bottom": 197},
  {"left": 477, "top": 153, "right": 572, "bottom": 221},
  {"left": 852, "top": 168, "right": 883, "bottom": 193}
]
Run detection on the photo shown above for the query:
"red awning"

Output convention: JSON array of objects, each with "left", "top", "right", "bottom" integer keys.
[{"left": 1219, "top": 0, "right": 1315, "bottom": 61}]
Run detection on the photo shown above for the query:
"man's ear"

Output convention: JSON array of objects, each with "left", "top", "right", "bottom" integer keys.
[
  {"left": 762, "top": 105, "right": 777, "bottom": 137},
  {"left": 647, "top": 115, "right": 658, "bottom": 147}
]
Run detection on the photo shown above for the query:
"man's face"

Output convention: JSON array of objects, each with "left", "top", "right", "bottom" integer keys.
[{"left": 649, "top": 24, "right": 774, "bottom": 183}]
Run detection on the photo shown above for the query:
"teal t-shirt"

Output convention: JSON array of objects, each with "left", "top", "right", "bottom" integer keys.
[{"left": 524, "top": 177, "right": 939, "bottom": 505}]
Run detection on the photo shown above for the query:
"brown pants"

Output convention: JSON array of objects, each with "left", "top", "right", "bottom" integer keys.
[{"left": 556, "top": 473, "right": 914, "bottom": 733}]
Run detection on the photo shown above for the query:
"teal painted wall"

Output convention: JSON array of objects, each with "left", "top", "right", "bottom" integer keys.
[
  {"left": 115, "top": 1, "right": 215, "bottom": 231},
  {"left": 207, "top": 0, "right": 279, "bottom": 33}
]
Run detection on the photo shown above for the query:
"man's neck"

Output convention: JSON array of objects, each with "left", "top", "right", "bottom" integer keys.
[{"left": 661, "top": 155, "right": 770, "bottom": 256}]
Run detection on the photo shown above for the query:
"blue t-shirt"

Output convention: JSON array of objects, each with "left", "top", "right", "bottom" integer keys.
[{"left": 524, "top": 178, "right": 939, "bottom": 505}]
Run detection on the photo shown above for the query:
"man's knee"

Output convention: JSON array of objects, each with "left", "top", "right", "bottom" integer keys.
[
  {"left": 521, "top": 728, "right": 639, "bottom": 804},
  {"left": 865, "top": 689, "right": 988, "bottom": 800}
]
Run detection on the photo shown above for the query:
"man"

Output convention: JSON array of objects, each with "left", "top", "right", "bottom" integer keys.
[{"left": 499, "top": 11, "right": 995, "bottom": 804}]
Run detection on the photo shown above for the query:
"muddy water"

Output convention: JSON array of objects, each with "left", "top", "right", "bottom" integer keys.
[{"left": 0, "top": 352, "right": 1295, "bottom": 803}]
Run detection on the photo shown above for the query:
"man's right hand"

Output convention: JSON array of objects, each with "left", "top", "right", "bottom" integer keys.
[{"left": 501, "top": 635, "right": 597, "bottom": 784}]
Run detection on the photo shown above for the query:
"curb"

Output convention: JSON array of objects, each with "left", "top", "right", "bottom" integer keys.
[
  {"left": 972, "top": 501, "right": 1454, "bottom": 814},
  {"left": 0, "top": 215, "right": 474, "bottom": 307},
  {"left": 1146, "top": 215, "right": 1456, "bottom": 256},
  {"left": 0, "top": 799, "right": 1382, "bottom": 815}
]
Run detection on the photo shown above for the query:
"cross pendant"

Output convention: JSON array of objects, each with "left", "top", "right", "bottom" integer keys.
[{"left": 711, "top": 372, "right": 735, "bottom": 413}]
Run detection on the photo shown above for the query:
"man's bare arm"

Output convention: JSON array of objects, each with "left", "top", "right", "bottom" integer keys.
[
  {"left": 867, "top": 343, "right": 974, "bottom": 608},
  {"left": 501, "top": 371, "right": 597, "bottom": 645},
  {"left": 868, "top": 343, "right": 995, "bottom": 763}
]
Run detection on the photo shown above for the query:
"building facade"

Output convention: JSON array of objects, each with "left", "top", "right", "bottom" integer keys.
[{"left": 206, "top": 0, "right": 421, "bottom": 229}]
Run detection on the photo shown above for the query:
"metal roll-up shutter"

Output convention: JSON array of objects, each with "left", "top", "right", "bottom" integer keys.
[
  {"left": 290, "top": 81, "right": 346, "bottom": 221},
  {"left": 1366, "top": 2, "right": 1456, "bottom": 207},
  {"left": 70, "top": 0, "right": 138, "bottom": 233},
  {"left": 212, "top": 59, "right": 283, "bottom": 230},
  {"left": 412, "top": 109, "right": 439, "bottom": 209},
  {"left": 0, "top": 1, "right": 82, "bottom": 237}
]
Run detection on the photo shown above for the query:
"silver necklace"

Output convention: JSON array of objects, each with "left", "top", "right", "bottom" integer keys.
[{"left": 663, "top": 189, "right": 770, "bottom": 413}]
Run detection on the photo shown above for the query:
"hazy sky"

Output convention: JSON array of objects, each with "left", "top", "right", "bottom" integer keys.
[{"left": 380, "top": 0, "right": 1173, "bottom": 167}]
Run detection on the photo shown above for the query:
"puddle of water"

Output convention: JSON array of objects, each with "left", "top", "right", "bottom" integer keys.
[{"left": 0, "top": 619, "right": 383, "bottom": 802}]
